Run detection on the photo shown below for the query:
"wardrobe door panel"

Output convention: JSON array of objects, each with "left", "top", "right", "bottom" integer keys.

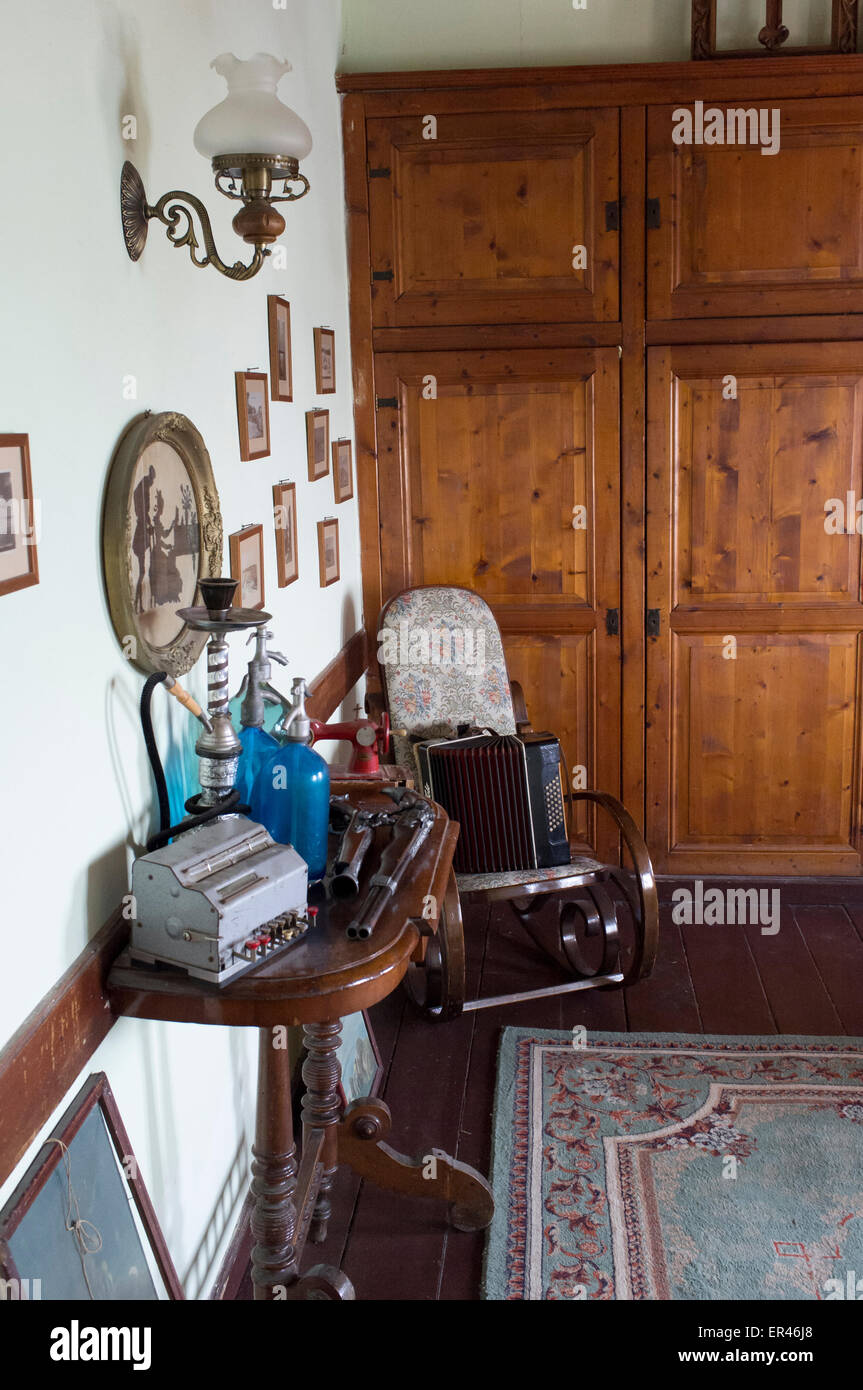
[
  {"left": 367, "top": 108, "right": 620, "bottom": 326},
  {"left": 375, "top": 348, "right": 621, "bottom": 858},
  {"left": 647, "top": 344, "right": 863, "bottom": 874},
  {"left": 647, "top": 98, "right": 863, "bottom": 319}
]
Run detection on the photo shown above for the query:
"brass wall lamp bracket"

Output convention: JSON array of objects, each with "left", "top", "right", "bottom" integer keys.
[
  {"left": 120, "top": 54, "right": 313, "bottom": 284},
  {"left": 120, "top": 158, "right": 310, "bottom": 283}
]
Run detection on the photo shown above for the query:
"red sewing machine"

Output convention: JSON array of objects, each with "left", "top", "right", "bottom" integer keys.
[{"left": 309, "top": 713, "right": 391, "bottom": 777}]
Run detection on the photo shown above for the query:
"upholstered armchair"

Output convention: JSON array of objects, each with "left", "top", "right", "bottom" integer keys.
[{"left": 370, "top": 586, "right": 658, "bottom": 1019}]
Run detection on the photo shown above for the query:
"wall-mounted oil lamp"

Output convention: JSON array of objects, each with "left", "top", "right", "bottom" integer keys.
[{"left": 121, "top": 53, "right": 312, "bottom": 282}]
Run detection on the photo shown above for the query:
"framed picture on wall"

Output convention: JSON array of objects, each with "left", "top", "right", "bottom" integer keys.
[
  {"left": 0, "top": 433, "right": 39, "bottom": 599},
  {"left": 317, "top": 517, "right": 340, "bottom": 587},
  {"left": 101, "top": 411, "right": 222, "bottom": 677},
  {"left": 332, "top": 439, "right": 354, "bottom": 504},
  {"left": 267, "top": 297, "right": 292, "bottom": 403},
  {"left": 306, "top": 410, "right": 329, "bottom": 482},
  {"left": 272, "top": 481, "right": 298, "bottom": 587},
  {"left": 235, "top": 371, "right": 270, "bottom": 460},
  {"left": 313, "top": 327, "right": 336, "bottom": 394},
  {"left": 0, "top": 1073, "right": 183, "bottom": 1301},
  {"left": 229, "top": 523, "right": 265, "bottom": 611},
  {"left": 336, "top": 1013, "right": 383, "bottom": 1107}
]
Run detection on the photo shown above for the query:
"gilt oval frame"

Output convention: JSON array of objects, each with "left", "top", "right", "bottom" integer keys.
[{"left": 101, "top": 411, "right": 223, "bottom": 677}]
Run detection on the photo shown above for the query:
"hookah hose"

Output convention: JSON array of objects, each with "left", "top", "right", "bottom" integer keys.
[
  {"left": 141, "top": 673, "right": 172, "bottom": 836},
  {"left": 140, "top": 672, "right": 247, "bottom": 853}
]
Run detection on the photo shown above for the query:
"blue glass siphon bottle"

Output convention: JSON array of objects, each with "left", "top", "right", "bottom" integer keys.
[
  {"left": 232, "top": 627, "right": 288, "bottom": 806},
  {"left": 251, "top": 677, "right": 330, "bottom": 881}
]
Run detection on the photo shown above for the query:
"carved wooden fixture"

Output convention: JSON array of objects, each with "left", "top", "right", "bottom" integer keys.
[{"left": 692, "top": 0, "right": 858, "bottom": 58}]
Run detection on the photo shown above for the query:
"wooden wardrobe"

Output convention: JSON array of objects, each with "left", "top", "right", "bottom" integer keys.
[{"left": 339, "top": 55, "right": 863, "bottom": 876}]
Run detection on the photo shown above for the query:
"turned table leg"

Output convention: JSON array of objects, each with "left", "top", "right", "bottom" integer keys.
[
  {"left": 250, "top": 1026, "right": 300, "bottom": 1300},
  {"left": 301, "top": 1019, "right": 343, "bottom": 1244}
]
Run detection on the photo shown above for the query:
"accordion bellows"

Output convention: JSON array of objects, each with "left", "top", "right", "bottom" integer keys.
[{"left": 414, "top": 731, "right": 570, "bottom": 874}]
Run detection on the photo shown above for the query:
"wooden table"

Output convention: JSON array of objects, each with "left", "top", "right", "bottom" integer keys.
[{"left": 107, "top": 795, "right": 493, "bottom": 1300}]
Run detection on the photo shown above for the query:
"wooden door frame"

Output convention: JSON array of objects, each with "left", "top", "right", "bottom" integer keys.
[
  {"left": 620, "top": 105, "right": 647, "bottom": 834},
  {"left": 343, "top": 92, "right": 384, "bottom": 682}
]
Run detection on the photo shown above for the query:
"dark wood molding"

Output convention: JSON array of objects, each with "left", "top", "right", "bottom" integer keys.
[
  {"left": 373, "top": 323, "right": 623, "bottom": 352},
  {"left": 0, "top": 630, "right": 371, "bottom": 1191},
  {"left": 619, "top": 105, "right": 648, "bottom": 833},
  {"left": 336, "top": 53, "right": 863, "bottom": 103},
  {"left": 0, "top": 912, "right": 126, "bottom": 1188},
  {"left": 305, "top": 628, "right": 368, "bottom": 722},
  {"left": 646, "top": 314, "right": 863, "bottom": 344},
  {"left": 342, "top": 93, "right": 384, "bottom": 674}
]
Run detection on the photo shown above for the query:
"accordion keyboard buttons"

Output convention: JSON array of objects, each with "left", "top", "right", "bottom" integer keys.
[{"left": 544, "top": 779, "right": 564, "bottom": 831}]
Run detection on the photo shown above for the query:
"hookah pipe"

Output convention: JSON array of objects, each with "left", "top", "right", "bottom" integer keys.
[
  {"left": 141, "top": 577, "right": 264, "bottom": 851},
  {"left": 140, "top": 670, "right": 245, "bottom": 852},
  {"left": 308, "top": 712, "right": 391, "bottom": 775}
]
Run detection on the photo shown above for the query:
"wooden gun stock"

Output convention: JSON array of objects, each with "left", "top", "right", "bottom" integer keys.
[
  {"left": 331, "top": 814, "right": 375, "bottom": 900},
  {"left": 346, "top": 790, "right": 435, "bottom": 941}
]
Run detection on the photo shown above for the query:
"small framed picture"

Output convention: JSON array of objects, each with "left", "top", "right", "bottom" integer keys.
[
  {"left": 235, "top": 371, "right": 270, "bottom": 460},
  {"left": 313, "top": 327, "right": 336, "bottom": 394},
  {"left": 0, "top": 1073, "right": 183, "bottom": 1301},
  {"left": 332, "top": 439, "right": 354, "bottom": 504},
  {"left": 317, "top": 517, "right": 340, "bottom": 587},
  {"left": 272, "top": 481, "right": 298, "bottom": 587},
  {"left": 306, "top": 410, "right": 330, "bottom": 482},
  {"left": 229, "top": 523, "right": 265, "bottom": 610},
  {"left": 336, "top": 1012, "right": 383, "bottom": 1107},
  {"left": 267, "top": 297, "right": 292, "bottom": 403},
  {"left": 0, "top": 434, "right": 39, "bottom": 599}
]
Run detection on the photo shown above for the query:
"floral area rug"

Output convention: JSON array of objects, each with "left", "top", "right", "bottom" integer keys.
[{"left": 483, "top": 1031, "right": 863, "bottom": 1300}]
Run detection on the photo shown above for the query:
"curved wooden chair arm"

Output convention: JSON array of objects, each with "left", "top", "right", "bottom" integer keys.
[
  {"left": 509, "top": 679, "right": 532, "bottom": 733},
  {"left": 570, "top": 790, "right": 659, "bottom": 984}
]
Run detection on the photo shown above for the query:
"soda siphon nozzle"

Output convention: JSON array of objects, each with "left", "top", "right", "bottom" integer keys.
[
  {"left": 240, "top": 627, "right": 289, "bottom": 730},
  {"left": 280, "top": 678, "right": 313, "bottom": 744}
]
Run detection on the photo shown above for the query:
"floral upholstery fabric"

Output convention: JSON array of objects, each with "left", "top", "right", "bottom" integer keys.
[{"left": 377, "top": 587, "right": 516, "bottom": 777}]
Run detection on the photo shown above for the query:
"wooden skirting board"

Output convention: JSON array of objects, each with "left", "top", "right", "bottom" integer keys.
[{"left": 0, "top": 629, "right": 370, "bottom": 1190}]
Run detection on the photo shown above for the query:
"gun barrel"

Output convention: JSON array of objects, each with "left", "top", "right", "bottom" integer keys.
[
  {"left": 345, "top": 796, "right": 435, "bottom": 940},
  {"left": 330, "top": 822, "right": 374, "bottom": 899},
  {"left": 346, "top": 884, "right": 390, "bottom": 938}
]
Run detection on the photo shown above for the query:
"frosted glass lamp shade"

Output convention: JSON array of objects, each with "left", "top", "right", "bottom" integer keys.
[{"left": 193, "top": 53, "right": 312, "bottom": 163}]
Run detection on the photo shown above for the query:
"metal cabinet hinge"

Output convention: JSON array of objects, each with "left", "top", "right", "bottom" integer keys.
[
  {"left": 368, "top": 166, "right": 392, "bottom": 179},
  {"left": 376, "top": 397, "right": 399, "bottom": 409},
  {"left": 372, "top": 269, "right": 394, "bottom": 282}
]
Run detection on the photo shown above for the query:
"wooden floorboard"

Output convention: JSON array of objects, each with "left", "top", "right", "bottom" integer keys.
[
  {"left": 791, "top": 905, "right": 863, "bottom": 1033},
  {"left": 678, "top": 917, "right": 776, "bottom": 1035},
  {"left": 237, "top": 882, "right": 863, "bottom": 1300},
  {"left": 623, "top": 915, "right": 702, "bottom": 1034},
  {"left": 742, "top": 905, "right": 844, "bottom": 1035},
  {"left": 339, "top": 983, "right": 477, "bottom": 1299}
]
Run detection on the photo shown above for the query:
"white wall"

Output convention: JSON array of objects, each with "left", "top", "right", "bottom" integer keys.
[
  {"left": 0, "top": 0, "right": 358, "bottom": 1295},
  {"left": 339, "top": 0, "right": 844, "bottom": 71}
]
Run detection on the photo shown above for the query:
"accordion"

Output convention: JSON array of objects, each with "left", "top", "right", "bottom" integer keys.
[{"left": 414, "top": 731, "right": 570, "bottom": 875}]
